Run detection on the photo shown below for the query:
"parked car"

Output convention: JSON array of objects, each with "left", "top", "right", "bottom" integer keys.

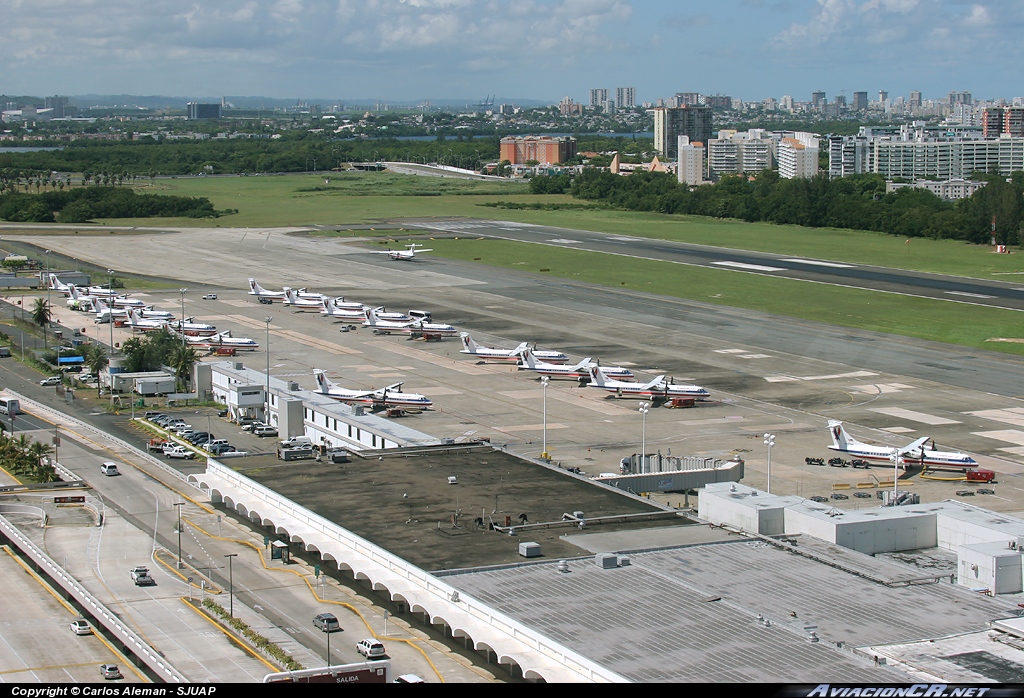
[
  {"left": 70, "top": 619, "right": 92, "bottom": 635},
  {"left": 253, "top": 425, "right": 278, "bottom": 437},
  {"left": 356, "top": 638, "right": 386, "bottom": 659},
  {"left": 313, "top": 613, "right": 340, "bottom": 632},
  {"left": 394, "top": 674, "right": 425, "bottom": 684},
  {"left": 99, "top": 664, "right": 123, "bottom": 680},
  {"left": 209, "top": 443, "right": 236, "bottom": 456},
  {"left": 39, "top": 376, "right": 62, "bottom": 386},
  {"left": 186, "top": 432, "right": 211, "bottom": 444}
]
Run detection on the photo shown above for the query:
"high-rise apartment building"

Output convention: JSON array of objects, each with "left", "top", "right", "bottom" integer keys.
[
  {"left": 707, "top": 130, "right": 773, "bottom": 179},
  {"left": 909, "top": 91, "right": 922, "bottom": 110},
  {"left": 778, "top": 134, "right": 819, "bottom": 179},
  {"left": 676, "top": 137, "right": 705, "bottom": 186},
  {"left": 499, "top": 136, "right": 577, "bottom": 165},
  {"left": 828, "top": 136, "right": 873, "bottom": 178},
  {"left": 812, "top": 91, "right": 826, "bottom": 110},
  {"left": 853, "top": 92, "right": 868, "bottom": 111},
  {"left": 589, "top": 89, "right": 608, "bottom": 108},
  {"left": 615, "top": 87, "right": 636, "bottom": 109},
  {"left": 653, "top": 106, "right": 713, "bottom": 159},
  {"left": 948, "top": 91, "right": 972, "bottom": 106},
  {"left": 983, "top": 108, "right": 1024, "bottom": 138},
  {"left": 675, "top": 92, "right": 701, "bottom": 107},
  {"left": 879, "top": 91, "right": 889, "bottom": 103}
]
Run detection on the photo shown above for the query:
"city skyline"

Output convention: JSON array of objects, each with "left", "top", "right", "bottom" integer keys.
[{"left": 1, "top": 1, "right": 1022, "bottom": 104}]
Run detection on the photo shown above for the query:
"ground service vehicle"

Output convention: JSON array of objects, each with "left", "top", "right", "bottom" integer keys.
[
  {"left": 130, "top": 566, "right": 155, "bottom": 586},
  {"left": 0, "top": 397, "right": 20, "bottom": 415}
]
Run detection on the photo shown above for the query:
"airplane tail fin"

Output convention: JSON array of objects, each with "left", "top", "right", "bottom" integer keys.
[
  {"left": 588, "top": 365, "right": 606, "bottom": 386},
  {"left": 460, "top": 333, "right": 474, "bottom": 352},
  {"left": 520, "top": 349, "right": 537, "bottom": 368},
  {"left": 313, "top": 369, "right": 333, "bottom": 393},
  {"left": 828, "top": 420, "right": 858, "bottom": 450},
  {"left": 283, "top": 287, "right": 295, "bottom": 305},
  {"left": 364, "top": 307, "right": 379, "bottom": 324}
]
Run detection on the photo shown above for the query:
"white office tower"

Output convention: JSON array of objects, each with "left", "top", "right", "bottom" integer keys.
[
  {"left": 616, "top": 87, "right": 636, "bottom": 109},
  {"left": 677, "top": 136, "right": 706, "bottom": 186}
]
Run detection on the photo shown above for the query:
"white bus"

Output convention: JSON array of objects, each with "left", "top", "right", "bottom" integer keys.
[{"left": 0, "top": 397, "right": 21, "bottom": 415}]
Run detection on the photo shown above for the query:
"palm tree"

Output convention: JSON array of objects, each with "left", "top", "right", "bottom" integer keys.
[
  {"left": 169, "top": 344, "right": 199, "bottom": 391},
  {"left": 27, "top": 440, "right": 57, "bottom": 483},
  {"left": 31, "top": 298, "right": 51, "bottom": 350},
  {"left": 83, "top": 344, "right": 108, "bottom": 397}
]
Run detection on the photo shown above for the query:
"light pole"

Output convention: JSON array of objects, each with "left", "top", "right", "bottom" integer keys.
[
  {"left": 763, "top": 433, "right": 775, "bottom": 494},
  {"left": 224, "top": 553, "right": 237, "bottom": 617},
  {"left": 178, "top": 288, "right": 188, "bottom": 345},
  {"left": 540, "top": 376, "right": 549, "bottom": 461},
  {"left": 106, "top": 269, "right": 115, "bottom": 356},
  {"left": 890, "top": 448, "right": 900, "bottom": 505},
  {"left": 44, "top": 249, "right": 51, "bottom": 349},
  {"left": 172, "top": 502, "right": 184, "bottom": 569},
  {"left": 326, "top": 623, "right": 331, "bottom": 668},
  {"left": 639, "top": 402, "right": 650, "bottom": 472},
  {"left": 264, "top": 317, "right": 272, "bottom": 425}
]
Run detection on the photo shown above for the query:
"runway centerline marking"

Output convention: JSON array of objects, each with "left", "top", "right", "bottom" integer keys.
[
  {"left": 780, "top": 258, "right": 855, "bottom": 269},
  {"left": 945, "top": 291, "right": 995, "bottom": 299},
  {"left": 712, "top": 261, "right": 786, "bottom": 272}
]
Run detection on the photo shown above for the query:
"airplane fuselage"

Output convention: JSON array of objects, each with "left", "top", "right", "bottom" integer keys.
[{"left": 827, "top": 444, "right": 977, "bottom": 467}]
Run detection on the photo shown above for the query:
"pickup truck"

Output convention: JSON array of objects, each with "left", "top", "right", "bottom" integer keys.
[
  {"left": 148, "top": 439, "right": 168, "bottom": 453},
  {"left": 163, "top": 445, "right": 196, "bottom": 460},
  {"left": 130, "top": 566, "right": 155, "bottom": 586}
]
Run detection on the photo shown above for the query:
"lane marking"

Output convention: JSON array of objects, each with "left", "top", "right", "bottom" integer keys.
[
  {"left": 547, "top": 239, "right": 581, "bottom": 244},
  {"left": 714, "top": 349, "right": 747, "bottom": 354},
  {"left": 780, "top": 258, "right": 855, "bottom": 269},
  {"left": 712, "top": 261, "right": 786, "bottom": 272},
  {"left": 946, "top": 291, "right": 995, "bottom": 299},
  {"left": 868, "top": 407, "right": 960, "bottom": 425}
]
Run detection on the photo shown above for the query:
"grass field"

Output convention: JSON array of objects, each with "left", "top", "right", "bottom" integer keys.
[
  {"left": 89, "top": 172, "right": 1024, "bottom": 280},
  {"left": 420, "top": 237, "right": 1024, "bottom": 357},
  {"left": 25, "top": 170, "right": 1019, "bottom": 357}
]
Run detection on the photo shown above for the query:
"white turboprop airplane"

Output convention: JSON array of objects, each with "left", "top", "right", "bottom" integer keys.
[
  {"left": 127, "top": 309, "right": 168, "bottom": 332},
  {"left": 827, "top": 420, "right": 977, "bottom": 468},
  {"left": 321, "top": 297, "right": 367, "bottom": 320},
  {"left": 459, "top": 334, "right": 569, "bottom": 364},
  {"left": 313, "top": 370, "right": 432, "bottom": 409},
  {"left": 362, "top": 307, "right": 457, "bottom": 338},
  {"left": 284, "top": 288, "right": 327, "bottom": 311},
  {"left": 518, "top": 350, "right": 634, "bottom": 380},
  {"left": 170, "top": 317, "right": 218, "bottom": 337},
  {"left": 186, "top": 330, "right": 260, "bottom": 351},
  {"left": 587, "top": 366, "right": 710, "bottom": 400},
  {"left": 371, "top": 243, "right": 433, "bottom": 261}
]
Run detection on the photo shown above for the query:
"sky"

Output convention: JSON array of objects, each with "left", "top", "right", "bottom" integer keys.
[{"left": 2, "top": 0, "right": 1023, "bottom": 105}]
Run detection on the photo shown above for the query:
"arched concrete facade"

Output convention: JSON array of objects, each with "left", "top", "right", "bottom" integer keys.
[{"left": 189, "top": 464, "right": 628, "bottom": 684}]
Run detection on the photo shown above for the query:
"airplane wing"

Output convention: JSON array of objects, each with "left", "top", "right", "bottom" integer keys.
[
  {"left": 375, "top": 383, "right": 405, "bottom": 394},
  {"left": 897, "top": 436, "right": 931, "bottom": 454},
  {"left": 644, "top": 375, "right": 666, "bottom": 390}
]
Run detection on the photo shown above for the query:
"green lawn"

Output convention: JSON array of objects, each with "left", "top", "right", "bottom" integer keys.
[
  {"left": 86, "top": 172, "right": 1024, "bottom": 281},
  {"left": 422, "top": 238, "right": 1024, "bottom": 357}
]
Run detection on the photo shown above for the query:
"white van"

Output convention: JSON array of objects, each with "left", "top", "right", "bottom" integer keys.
[
  {"left": 279, "top": 435, "right": 313, "bottom": 449},
  {"left": 100, "top": 462, "right": 120, "bottom": 476}
]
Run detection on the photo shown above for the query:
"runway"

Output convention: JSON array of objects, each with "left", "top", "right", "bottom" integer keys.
[{"left": 394, "top": 218, "right": 1024, "bottom": 312}]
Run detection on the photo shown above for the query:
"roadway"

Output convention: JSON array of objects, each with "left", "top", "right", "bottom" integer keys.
[{"left": 0, "top": 358, "right": 494, "bottom": 683}]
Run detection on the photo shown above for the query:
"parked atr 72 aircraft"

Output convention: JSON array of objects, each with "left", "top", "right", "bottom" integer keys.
[
  {"left": 185, "top": 330, "right": 260, "bottom": 351},
  {"left": 459, "top": 334, "right": 569, "bottom": 364},
  {"left": 518, "top": 349, "right": 634, "bottom": 380},
  {"left": 313, "top": 370, "right": 432, "bottom": 409},
  {"left": 372, "top": 243, "right": 433, "bottom": 261},
  {"left": 587, "top": 366, "right": 710, "bottom": 400},
  {"left": 827, "top": 420, "right": 977, "bottom": 468},
  {"left": 362, "top": 307, "right": 457, "bottom": 338},
  {"left": 321, "top": 297, "right": 366, "bottom": 320}
]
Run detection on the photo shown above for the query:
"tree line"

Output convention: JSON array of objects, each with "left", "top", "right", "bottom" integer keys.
[
  {"left": 0, "top": 187, "right": 219, "bottom": 222},
  {"left": 550, "top": 169, "right": 1024, "bottom": 245}
]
